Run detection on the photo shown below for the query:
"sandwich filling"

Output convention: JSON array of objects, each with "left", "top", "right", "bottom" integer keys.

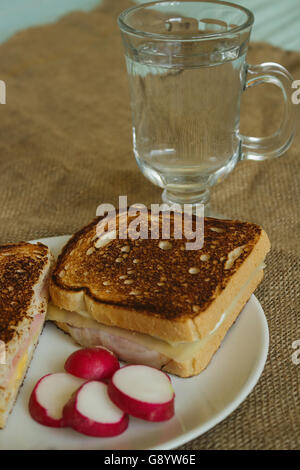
[
  {"left": 47, "top": 263, "right": 265, "bottom": 365},
  {"left": 0, "top": 313, "right": 45, "bottom": 390}
]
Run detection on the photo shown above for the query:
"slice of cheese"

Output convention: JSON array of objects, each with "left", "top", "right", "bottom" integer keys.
[
  {"left": 47, "top": 264, "right": 264, "bottom": 362},
  {"left": 14, "top": 352, "right": 28, "bottom": 383},
  {"left": 5, "top": 352, "right": 29, "bottom": 390},
  {"left": 5, "top": 327, "right": 42, "bottom": 389}
]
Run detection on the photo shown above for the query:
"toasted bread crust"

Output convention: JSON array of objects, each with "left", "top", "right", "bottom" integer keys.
[
  {"left": 51, "top": 216, "right": 263, "bottom": 315},
  {"left": 0, "top": 242, "right": 51, "bottom": 344},
  {"left": 50, "top": 216, "right": 270, "bottom": 342}
]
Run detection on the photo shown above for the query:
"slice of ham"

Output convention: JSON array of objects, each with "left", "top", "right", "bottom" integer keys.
[{"left": 66, "top": 324, "right": 169, "bottom": 370}]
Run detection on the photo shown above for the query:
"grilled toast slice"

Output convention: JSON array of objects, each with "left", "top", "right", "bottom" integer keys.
[
  {"left": 49, "top": 214, "right": 270, "bottom": 344},
  {"left": 0, "top": 242, "right": 53, "bottom": 428}
]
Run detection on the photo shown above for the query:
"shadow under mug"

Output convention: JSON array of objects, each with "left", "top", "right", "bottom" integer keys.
[{"left": 118, "top": 0, "right": 295, "bottom": 212}]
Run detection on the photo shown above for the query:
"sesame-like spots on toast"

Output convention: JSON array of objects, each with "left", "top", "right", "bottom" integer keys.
[
  {"left": 0, "top": 243, "right": 49, "bottom": 343},
  {"left": 52, "top": 216, "right": 262, "bottom": 321}
]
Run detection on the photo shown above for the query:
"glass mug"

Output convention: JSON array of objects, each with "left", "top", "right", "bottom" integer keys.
[{"left": 118, "top": 0, "right": 295, "bottom": 212}]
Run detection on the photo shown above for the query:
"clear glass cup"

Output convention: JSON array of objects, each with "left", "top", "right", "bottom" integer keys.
[{"left": 118, "top": 0, "right": 295, "bottom": 213}]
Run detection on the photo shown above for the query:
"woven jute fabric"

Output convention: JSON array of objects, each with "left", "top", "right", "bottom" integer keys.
[{"left": 0, "top": 0, "right": 299, "bottom": 449}]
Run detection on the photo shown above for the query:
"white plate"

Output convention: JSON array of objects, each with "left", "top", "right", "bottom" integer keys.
[{"left": 0, "top": 235, "right": 269, "bottom": 450}]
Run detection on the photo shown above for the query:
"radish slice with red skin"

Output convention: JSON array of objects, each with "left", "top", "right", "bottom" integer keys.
[
  {"left": 29, "top": 373, "right": 85, "bottom": 427},
  {"left": 108, "top": 365, "right": 175, "bottom": 422},
  {"left": 63, "top": 381, "right": 129, "bottom": 437},
  {"left": 64, "top": 347, "right": 120, "bottom": 381}
]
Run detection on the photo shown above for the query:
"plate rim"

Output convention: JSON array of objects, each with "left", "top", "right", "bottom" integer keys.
[{"left": 29, "top": 235, "right": 269, "bottom": 450}]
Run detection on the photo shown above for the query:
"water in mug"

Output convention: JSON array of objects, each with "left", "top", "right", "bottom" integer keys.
[{"left": 126, "top": 42, "right": 246, "bottom": 192}]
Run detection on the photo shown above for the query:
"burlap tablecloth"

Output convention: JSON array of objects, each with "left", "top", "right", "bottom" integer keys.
[{"left": 0, "top": 0, "right": 299, "bottom": 449}]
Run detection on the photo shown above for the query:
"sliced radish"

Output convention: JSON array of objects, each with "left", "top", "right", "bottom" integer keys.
[
  {"left": 108, "top": 365, "right": 175, "bottom": 422},
  {"left": 29, "top": 373, "right": 85, "bottom": 427},
  {"left": 64, "top": 347, "right": 119, "bottom": 381},
  {"left": 63, "top": 381, "right": 129, "bottom": 437}
]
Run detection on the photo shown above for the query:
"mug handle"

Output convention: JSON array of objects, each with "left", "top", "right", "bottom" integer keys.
[{"left": 240, "top": 62, "right": 295, "bottom": 161}]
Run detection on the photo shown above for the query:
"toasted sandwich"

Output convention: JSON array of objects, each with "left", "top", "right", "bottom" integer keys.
[
  {"left": 0, "top": 242, "right": 53, "bottom": 428},
  {"left": 48, "top": 213, "right": 270, "bottom": 377}
]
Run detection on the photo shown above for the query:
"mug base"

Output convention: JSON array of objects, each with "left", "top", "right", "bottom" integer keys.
[{"left": 162, "top": 188, "right": 210, "bottom": 215}]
